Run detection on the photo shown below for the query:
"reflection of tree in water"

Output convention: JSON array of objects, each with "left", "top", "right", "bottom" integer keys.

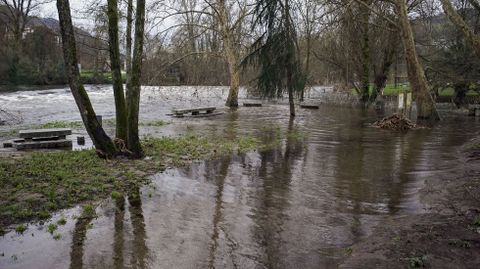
[
  {"left": 251, "top": 119, "right": 305, "bottom": 268},
  {"left": 333, "top": 118, "right": 432, "bottom": 238},
  {"left": 113, "top": 197, "right": 125, "bottom": 269},
  {"left": 69, "top": 186, "right": 148, "bottom": 269},
  {"left": 128, "top": 188, "right": 148, "bottom": 269},
  {"left": 207, "top": 156, "right": 232, "bottom": 268},
  {"left": 69, "top": 214, "right": 95, "bottom": 269},
  {"left": 205, "top": 119, "right": 305, "bottom": 268}
]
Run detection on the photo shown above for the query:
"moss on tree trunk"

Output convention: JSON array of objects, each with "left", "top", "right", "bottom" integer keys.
[
  {"left": 397, "top": 0, "right": 439, "bottom": 120},
  {"left": 126, "top": 0, "right": 146, "bottom": 158},
  {"left": 56, "top": 0, "right": 117, "bottom": 158},
  {"left": 107, "top": 0, "right": 128, "bottom": 142}
]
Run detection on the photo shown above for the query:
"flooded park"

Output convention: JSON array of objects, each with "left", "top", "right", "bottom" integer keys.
[
  {"left": 1, "top": 86, "right": 479, "bottom": 268},
  {"left": 2, "top": 0, "right": 480, "bottom": 266}
]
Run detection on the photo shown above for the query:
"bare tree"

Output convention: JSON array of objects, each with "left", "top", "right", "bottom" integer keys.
[{"left": 441, "top": 0, "right": 480, "bottom": 58}]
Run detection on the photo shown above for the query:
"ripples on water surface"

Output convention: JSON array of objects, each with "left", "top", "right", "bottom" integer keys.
[{"left": 0, "top": 86, "right": 479, "bottom": 268}]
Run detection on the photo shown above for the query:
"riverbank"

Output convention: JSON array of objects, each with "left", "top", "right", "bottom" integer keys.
[
  {"left": 341, "top": 138, "right": 480, "bottom": 268},
  {"left": 0, "top": 128, "right": 302, "bottom": 234}
]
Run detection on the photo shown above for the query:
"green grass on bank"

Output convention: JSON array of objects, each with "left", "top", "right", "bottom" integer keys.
[
  {"left": 352, "top": 84, "right": 479, "bottom": 97},
  {"left": 0, "top": 120, "right": 170, "bottom": 139},
  {"left": 79, "top": 70, "right": 126, "bottom": 84},
  {"left": 0, "top": 129, "right": 304, "bottom": 233}
]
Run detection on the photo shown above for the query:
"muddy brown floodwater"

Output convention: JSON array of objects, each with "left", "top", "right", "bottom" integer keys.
[{"left": 0, "top": 86, "right": 479, "bottom": 268}]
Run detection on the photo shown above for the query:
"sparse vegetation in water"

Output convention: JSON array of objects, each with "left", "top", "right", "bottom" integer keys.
[
  {"left": 81, "top": 204, "right": 96, "bottom": 219},
  {"left": 47, "top": 223, "right": 57, "bottom": 234},
  {"left": 473, "top": 216, "right": 480, "bottom": 226},
  {"left": 15, "top": 224, "right": 27, "bottom": 234},
  {"left": 141, "top": 120, "right": 170, "bottom": 127},
  {"left": 53, "top": 233, "right": 61, "bottom": 240},
  {"left": 448, "top": 239, "right": 471, "bottom": 249},
  {"left": 111, "top": 191, "right": 122, "bottom": 200},
  {"left": 0, "top": 130, "right": 305, "bottom": 233},
  {"left": 57, "top": 217, "right": 67, "bottom": 226},
  {"left": 407, "top": 255, "right": 428, "bottom": 268},
  {"left": 37, "top": 210, "right": 51, "bottom": 220}
]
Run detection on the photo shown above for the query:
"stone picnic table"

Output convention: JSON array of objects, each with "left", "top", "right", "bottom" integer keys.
[{"left": 13, "top": 128, "right": 73, "bottom": 150}]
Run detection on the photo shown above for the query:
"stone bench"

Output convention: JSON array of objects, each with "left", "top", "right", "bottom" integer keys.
[
  {"left": 300, "top": 104, "right": 320, "bottom": 109},
  {"left": 19, "top": 128, "right": 72, "bottom": 140},
  {"left": 243, "top": 103, "right": 263, "bottom": 107},
  {"left": 172, "top": 107, "right": 216, "bottom": 117},
  {"left": 13, "top": 139, "right": 72, "bottom": 150}
]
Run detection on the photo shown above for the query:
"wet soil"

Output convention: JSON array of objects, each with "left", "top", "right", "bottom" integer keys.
[{"left": 341, "top": 141, "right": 480, "bottom": 268}]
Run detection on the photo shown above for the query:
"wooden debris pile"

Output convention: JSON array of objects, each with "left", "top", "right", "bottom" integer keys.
[{"left": 371, "top": 114, "right": 418, "bottom": 131}]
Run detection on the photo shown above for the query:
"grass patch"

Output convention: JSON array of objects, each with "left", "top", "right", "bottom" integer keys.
[
  {"left": 473, "top": 216, "right": 480, "bottom": 226},
  {"left": 407, "top": 255, "right": 428, "bottom": 268},
  {"left": 111, "top": 191, "right": 122, "bottom": 199},
  {"left": 57, "top": 217, "right": 67, "bottom": 226},
  {"left": 15, "top": 224, "right": 27, "bottom": 234},
  {"left": 141, "top": 120, "right": 170, "bottom": 127},
  {"left": 39, "top": 121, "right": 84, "bottom": 129},
  {"left": 81, "top": 204, "right": 96, "bottom": 219},
  {"left": 0, "top": 130, "right": 305, "bottom": 232},
  {"left": 47, "top": 223, "right": 57, "bottom": 234}
]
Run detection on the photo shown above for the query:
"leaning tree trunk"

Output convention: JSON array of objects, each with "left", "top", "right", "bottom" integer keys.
[
  {"left": 441, "top": 0, "right": 480, "bottom": 59},
  {"left": 56, "top": 0, "right": 117, "bottom": 158},
  {"left": 107, "top": 0, "right": 127, "bottom": 142},
  {"left": 396, "top": 0, "right": 439, "bottom": 120},
  {"left": 126, "top": 0, "right": 146, "bottom": 158}
]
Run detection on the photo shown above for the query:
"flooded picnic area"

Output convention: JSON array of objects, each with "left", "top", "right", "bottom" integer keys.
[{"left": 1, "top": 86, "right": 479, "bottom": 268}]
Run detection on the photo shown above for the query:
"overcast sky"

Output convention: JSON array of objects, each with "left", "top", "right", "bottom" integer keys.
[{"left": 39, "top": 0, "right": 106, "bottom": 29}]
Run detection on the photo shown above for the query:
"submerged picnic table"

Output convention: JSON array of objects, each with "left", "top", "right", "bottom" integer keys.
[
  {"left": 13, "top": 128, "right": 73, "bottom": 150},
  {"left": 172, "top": 107, "right": 217, "bottom": 117}
]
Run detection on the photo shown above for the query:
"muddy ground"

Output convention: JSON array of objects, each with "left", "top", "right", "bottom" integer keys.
[{"left": 341, "top": 139, "right": 480, "bottom": 268}]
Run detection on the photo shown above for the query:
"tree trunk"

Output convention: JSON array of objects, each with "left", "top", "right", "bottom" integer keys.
[
  {"left": 56, "top": 0, "right": 117, "bottom": 158},
  {"left": 453, "top": 82, "right": 468, "bottom": 108},
  {"left": 441, "top": 0, "right": 480, "bottom": 59},
  {"left": 126, "top": 0, "right": 146, "bottom": 158},
  {"left": 360, "top": 0, "right": 372, "bottom": 104},
  {"left": 125, "top": 0, "right": 133, "bottom": 85},
  {"left": 223, "top": 33, "right": 240, "bottom": 107},
  {"left": 215, "top": 0, "right": 240, "bottom": 108},
  {"left": 287, "top": 59, "right": 295, "bottom": 117},
  {"left": 396, "top": 0, "right": 439, "bottom": 120},
  {"left": 107, "top": 0, "right": 128, "bottom": 142},
  {"left": 286, "top": 0, "right": 295, "bottom": 117},
  {"left": 371, "top": 35, "right": 398, "bottom": 102}
]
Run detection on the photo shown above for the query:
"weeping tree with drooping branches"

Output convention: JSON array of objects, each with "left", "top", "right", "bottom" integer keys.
[{"left": 245, "top": 0, "right": 305, "bottom": 117}]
